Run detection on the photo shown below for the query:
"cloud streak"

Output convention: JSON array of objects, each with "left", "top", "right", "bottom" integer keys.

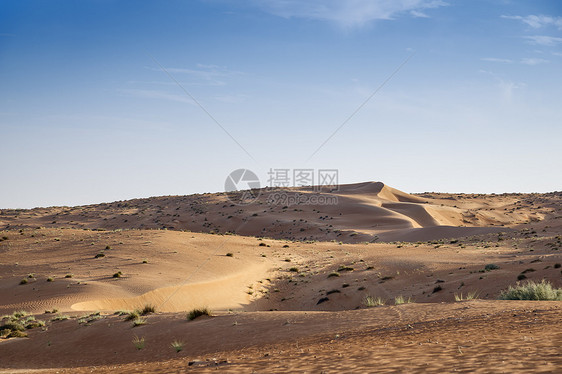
[
  {"left": 520, "top": 57, "right": 549, "bottom": 65},
  {"left": 502, "top": 14, "right": 562, "bottom": 29},
  {"left": 481, "top": 57, "right": 513, "bottom": 63},
  {"left": 481, "top": 57, "right": 549, "bottom": 65},
  {"left": 524, "top": 35, "right": 562, "bottom": 46},
  {"left": 254, "top": 0, "right": 448, "bottom": 27}
]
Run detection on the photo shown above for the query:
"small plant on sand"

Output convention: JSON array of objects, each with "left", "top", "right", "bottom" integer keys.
[
  {"left": 140, "top": 304, "right": 155, "bottom": 315},
  {"left": 226, "top": 252, "right": 233, "bottom": 257},
  {"left": 484, "top": 264, "right": 500, "bottom": 271},
  {"left": 125, "top": 311, "right": 140, "bottom": 321},
  {"left": 94, "top": 253, "right": 105, "bottom": 258},
  {"left": 499, "top": 280, "right": 562, "bottom": 300},
  {"left": 394, "top": 295, "right": 413, "bottom": 305},
  {"left": 328, "top": 272, "right": 340, "bottom": 278},
  {"left": 171, "top": 340, "right": 184, "bottom": 352},
  {"left": 0, "top": 320, "right": 25, "bottom": 338},
  {"left": 51, "top": 314, "right": 70, "bottom": 321},
  {"left": 132, "top": 317, "right": 147, "bottom": 327},
  {"left": 25, "top": 318, "right": 45, "bottom": 329},
  {"left": 19, "top": 278, "right": 28, "bottom": 285},
  {"left": 12, "top": 311, "right": 29, "bottom": 319},
  {"left": 132, "top": 335, "right": 145, "bottom": 350},
  {"left": 337, "top": 265, "right": 354, "bottom": 272},
  {"left": 113, "top": 271, "right": 123, "bottom": 278},
  {"left": 454, "top": 290, "right": 479, "bottom": 301},
  {"left": 187, "top": 307, "right": 211, "bottom": 321},
  {"left": 364, "top": 296, "right": 385, "bottom": 307},
  {"left": 47, "top": 276, "right": 54, "bottom": 282},
  {"left": 64, "top": 274, "right": 73, "bottom": 278},
  {"left": 289, "top": 267, "right": 299, "bottom": 272}
]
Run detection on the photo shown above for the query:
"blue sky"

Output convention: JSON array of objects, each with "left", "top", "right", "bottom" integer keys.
[{"left": 1, "top": 0, "right": 561, "bottom": 208}]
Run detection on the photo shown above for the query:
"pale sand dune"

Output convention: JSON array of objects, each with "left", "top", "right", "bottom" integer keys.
[{"left": 71, "top": 262, "right": 270, "bottom": 312}]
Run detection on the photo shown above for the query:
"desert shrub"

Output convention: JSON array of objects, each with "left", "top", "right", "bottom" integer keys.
[
  {"left": 454, "top": 291, "right": 479, "bottom": 301},
  {"left": 132, "top": 317, "right": 146, "bottom": 327},
  {"left": 12, "top": 311, "right": 28, "bottom": 319},
  {"left": 132, "top": 335, "right": 145, "bottom": 350},
  {"left": 6, "top": 330, "right": 27, "bottom": 338},
  {"left": 337, "top": 265, "right": 354, "bottom": 272},
  {"left": 394, "top": 295, "right": 413, "bottom": 305},
  {"left": 25, "top": 319, "right": 45, "bottom": 329},
  {"left": 225, "top": 252, "right": 233, "bottom": 257},
  {"left": 113, "top": 271, "right": 123, "bottom": 278},
  {"left": 47, "top": 276, "right": 54, "bottom": 282},
  {"left": 0, "top": 321, "right": 25, "bottom": 333},
  {"left": 517, "top": 274, "right": 527, "bottom": 281},
  {"left": 51, "top": 314, "right": 70, "bottom": 321},
  {"left": 187, "top": 308, "right": 211, "bottom": 321},
  {"left": 499, "top": 280, "right": 562, "bottom": 301},
  {"left": 289, "top": 267, "right": 299, "bottom": 272},
  {"left": 64, "top": 274, "right": 73, "bottom": 278},
  {"left": 140, "top": 305, "right": 155, "bottom": 315},
  {"left": 95, "top": 253, "right": 105, "bottom": 258},
  {"left": 171, "top": 340, "right": 184, "bottom": 352},
  {"left": 328, "top": 272, "right": 340, "bottom": 278},
  {"left": 125, "top": 311, "right": 140, "bottom": 321},
  {"left": 364, "top": 296, "right": 385, "bottom": 307},
  {"left": 19, "top": 278, "right": 28, "bottom": 285},
  {"left": 484, "top": 264, "right": 500, "bottom": 271}
]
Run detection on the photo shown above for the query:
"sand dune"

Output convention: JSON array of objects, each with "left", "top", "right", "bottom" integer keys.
[
  {"left": 2, "top": 182, "right": 557, "bottom": 243},
  {"left": 1, "top": 183, "right": 561, "bottom": 372}
]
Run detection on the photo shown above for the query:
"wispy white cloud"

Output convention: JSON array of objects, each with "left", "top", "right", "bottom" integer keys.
[
  {"left": 254, "top": 0, "right": 448, "bottom": 27},
  {"left": 481, "top": 57, "right": 549, "bottom": 65},
  {"left": 524, "top": 35, "right": 562, "bottom": 46},
  {"left": 410, "top": 10, "right": 429, "bottom": 18},
  {"left": 481, "top": 57, "right": 513, "bottom": 63},
  {"left": 520, "top": 57, "right": 549, "bottom": 65},
  {"left": 501, "top": 14, "right": 562, "bottom": 29}
]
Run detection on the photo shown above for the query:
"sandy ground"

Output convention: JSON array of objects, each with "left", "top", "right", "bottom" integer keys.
[{"left": 1, "top": 182, "right": 561, "bottom": 372}]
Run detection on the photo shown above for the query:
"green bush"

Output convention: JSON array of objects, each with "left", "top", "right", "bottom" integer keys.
[
  {"left": 187, "top": 308, "right": 211, "bottom": 321},
  {"left": 499, "top": 280, "right": 562, "bottom": 301}
]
